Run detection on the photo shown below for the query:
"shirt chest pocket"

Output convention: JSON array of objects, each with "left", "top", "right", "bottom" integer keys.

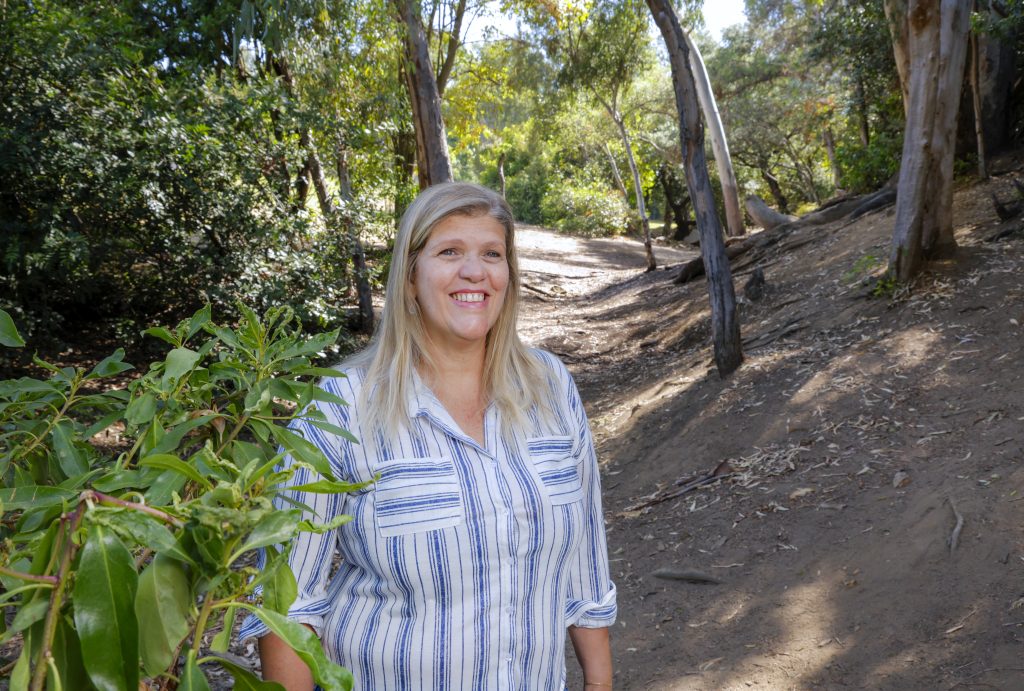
[
  {"left": 372, "top": 456, "right": 464, "bottom": 537},
  {"left": 527, "top": 435, "right": 583, "bottom": 505}
]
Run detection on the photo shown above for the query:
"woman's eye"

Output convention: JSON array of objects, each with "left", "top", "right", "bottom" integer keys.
[
  {"left": 439, "top": 248, "right": 457, "bottom": 256},
  {"left": 485, "top": 251, "right": 503, "bottom": 259}
]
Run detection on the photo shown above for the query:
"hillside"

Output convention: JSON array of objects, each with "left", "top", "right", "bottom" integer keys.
[{"left": 516, "top": 162, "right": 1024, "bottom": 689}]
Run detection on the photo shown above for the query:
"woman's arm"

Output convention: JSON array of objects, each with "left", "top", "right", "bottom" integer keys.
[
  {"left": 568, "top": 625, "right": 613, "bottom": 689},
  {"left": 259, "top": 631, "right": 314, "bottom": 690}
]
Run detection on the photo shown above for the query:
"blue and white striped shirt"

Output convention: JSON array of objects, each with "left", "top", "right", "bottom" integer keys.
[{"left": 239, "top": 350, "right": 617, "bottom": 689}]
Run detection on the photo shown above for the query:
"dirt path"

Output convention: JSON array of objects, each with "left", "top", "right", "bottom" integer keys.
[{"left": 514, "top": 168, "right": 1024, "bottom": 690}]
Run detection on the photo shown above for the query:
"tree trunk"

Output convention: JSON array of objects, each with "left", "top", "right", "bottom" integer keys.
[
  {"left": 609, "top": 109, "right": 657, "bottom": 271},
  {"left": 434, "top": 0, "right": 467, "bottom": 96},
  {"left": 745, "top": 195, "right": 797, "bottom": 231},
  {"left": 823, "top": 125, "right": 843, "bottom": 190},
  {"left": 673, "top": 196, "right": 692, "bottom": 242},
  {"left": 605, "top": 142, "right": 630, "bottom": 202},
  {"left": 395, "top": 0, "right": 453, "bottom": 189},
  {"left": 855, "top": 76, "right": 872, "bottom": 147},
  {"left": 970, "top": 4, "right": 987, "bottom": 180},
  {"left": 305, "top": 133, "right": 375, "bottom": 334},
  {"left": 336, "top": 143, "right": 375, "bottom": 334},
  {"left": 392, "top": 127, "right": 417, "bottom": 226},
  {"left": 647, "top": 0, "right": 743, "bottom": 376},
  {"left": 682, "top": 31, "right": 744, "bottom": 238},
  {"left": 758, "top": 163, "right": 789, "bottom": 214},
  {"left": 497, "top": 151, "right": 507, "bottom": 198},
  {"left": 885, "top": 0, "right": 971, "bottom": 281},
  {"left": 976, "top": 14, "right": 1017, "bottom": 155}
]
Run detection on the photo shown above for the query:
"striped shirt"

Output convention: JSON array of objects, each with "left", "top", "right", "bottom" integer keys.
[{"left": 239, "top": 350, "right": 617, "bottom": 689}]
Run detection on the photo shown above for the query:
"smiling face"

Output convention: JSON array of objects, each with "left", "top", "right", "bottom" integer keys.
[{"left": 411, "top": 213, "right": 510, "bottom": 357}]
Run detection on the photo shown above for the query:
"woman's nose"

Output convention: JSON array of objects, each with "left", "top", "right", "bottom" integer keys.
[{"left": 459, "top": 254, "right": 486, "bottom": 280}]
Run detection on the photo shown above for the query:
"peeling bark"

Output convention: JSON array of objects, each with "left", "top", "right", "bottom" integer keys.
[
  {"left": 682, "top": 32, "right": 744, "bottom": 238},
  {"left": 885, "top": 0, "right": 971, "bottom": 281},
  {"left": 395, "top": 0, "right": 453, "bottom": 188},
  {"left": 647, "top": 0, "right": 742, "bottom": 376}
]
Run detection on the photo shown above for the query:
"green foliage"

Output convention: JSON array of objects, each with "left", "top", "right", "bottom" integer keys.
[
  {"left": 0, "top": 0, "right": 389, "bottom": 343},
  {"left": 0, "top": 305, "right": 361, "bottom": 689},
  {"left": 540, "top": 179, "right": 630, "bottom": 237},
  {"left": 835, "top": 128, "right": 903, "bottom": 193}
]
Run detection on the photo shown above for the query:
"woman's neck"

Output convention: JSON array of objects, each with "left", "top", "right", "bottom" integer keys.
[{"left": 418, "top": 346, "right": 489, "bottom": 445}]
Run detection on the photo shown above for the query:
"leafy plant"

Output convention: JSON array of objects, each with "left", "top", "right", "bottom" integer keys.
[{"left": 0, "top": 305, "right": 361, "bottom": 690}]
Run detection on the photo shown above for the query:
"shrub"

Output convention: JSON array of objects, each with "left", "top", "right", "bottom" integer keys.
[
  {"left": 540, "top": 180, "right": 631, "bottom": 237},
  {"left": 0, "top": 305, "right": 359, "bottom": 689}
]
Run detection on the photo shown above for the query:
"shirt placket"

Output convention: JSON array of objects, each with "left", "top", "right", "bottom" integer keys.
[{"left": 486, "top": 406, "right": 518, "bottom": 688}]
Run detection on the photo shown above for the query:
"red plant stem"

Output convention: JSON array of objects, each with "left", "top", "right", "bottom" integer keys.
[
  {"left": 92, "top": 491, "right": 184, "bottom": 528},
  {"left": 28, "top": 503, "right": 86, "bottom": 691},
  {"left": 0, "top": 566, "right": 58, "bottom": 585}
]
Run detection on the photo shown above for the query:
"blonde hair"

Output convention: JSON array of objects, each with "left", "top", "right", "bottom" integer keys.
[{"left": 347, "top": 182, "right": 551, "bottom": 437}]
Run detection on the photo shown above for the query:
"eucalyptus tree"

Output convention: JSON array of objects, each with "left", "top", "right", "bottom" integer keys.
[
  {"left": 527, "top": 0, "right": 660, "bottom": 269},
  {"left": 394, "top": 0, "right": 455, "bottom": 187},
  {"left": 884, "top": 0, "right": 971, "bottom": 281},
  {"left": 647, "top": 0, "right": 743, "bottom": 376}
]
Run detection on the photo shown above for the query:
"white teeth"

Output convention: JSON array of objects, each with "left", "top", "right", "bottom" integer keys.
[{"left": 453, "top": 293, "right": 485, "bottom": 303}]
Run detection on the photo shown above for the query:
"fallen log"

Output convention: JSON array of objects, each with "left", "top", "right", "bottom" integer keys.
[
  {"left": 745, "top": 194, "right": 797, "bottom": 230},
  {"left": 849, "top": 188, "right": 897, "bottom": 220}
]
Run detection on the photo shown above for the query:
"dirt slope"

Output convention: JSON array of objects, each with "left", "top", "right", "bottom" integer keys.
[{"left": 517, "top": 165, "right": 1024, "bottom": 690}]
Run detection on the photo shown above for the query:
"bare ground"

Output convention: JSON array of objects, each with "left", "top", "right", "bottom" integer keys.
[{"left": 517, "top": 164, "right": 1024, "bottom": 690}]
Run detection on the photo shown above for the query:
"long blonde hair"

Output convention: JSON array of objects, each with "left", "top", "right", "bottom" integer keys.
[{"left": 347, "top": 182, "right": 551, "bottom": 437}]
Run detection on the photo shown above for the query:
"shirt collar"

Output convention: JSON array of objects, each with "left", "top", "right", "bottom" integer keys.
[{"left": 410, "top": 368, "right": 496, "bottom": 457}]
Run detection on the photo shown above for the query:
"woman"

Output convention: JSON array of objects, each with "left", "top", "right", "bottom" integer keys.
[{"left": 241, "top": 182, "right": 617, "bottom": 689}]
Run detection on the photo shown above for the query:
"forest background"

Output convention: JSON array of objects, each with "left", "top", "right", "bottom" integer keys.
[
  {"left": 10, "top": 0, "right": 1019, "bottom": 353},
  {"left": 1, "top": 0, "right": 1023, "bottom": 689}
]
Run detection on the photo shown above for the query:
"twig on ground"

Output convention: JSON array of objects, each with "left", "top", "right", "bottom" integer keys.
[{"left": 947, "top": 497, "right": 965, "bottom": 554}]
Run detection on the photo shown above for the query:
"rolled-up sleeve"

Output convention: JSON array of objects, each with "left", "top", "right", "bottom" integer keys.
[
  {"left": 238, "top": 413, "right": 348, "bottom": 641},
  {"left": 562, "top": 370, "right": 617, "bottom": 629}
]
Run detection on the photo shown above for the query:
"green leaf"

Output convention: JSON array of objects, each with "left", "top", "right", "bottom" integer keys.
[
  {"left": 140, "top": 453, "right": 213, "bottom": 490},
  {"left": 187, "top": 304, "right": 212, "bottom": 339},
  {"left": 73, "top": 524, "right": 139, "bottom": 691},
  {"left": 244, "top": 380, "right": 272, "bottom": 413},
  {"left": 7, "top": 596, "right": 49, "bottom": 636},
  {"left": 297, "top": 513, "right": 354, "bottom": 534},
  {"left": 293, "top": 366, "right": 347, "bottom": 378},
  {"left": 0, "top": 309, "right": 26, "bottom": 348},
  {"left": 88, "top": 349, "right": 133, "bottom": 379},
  {"left": 142, "top": 326, "right": 177, "bottom": 345},
  {"left": 144, "top": 468, "right": 187, "bottom": 506},
  {"left": 163, "top": 347, "right": 201, "bottom": 384},
  {"left": 125, "top": 392, "right": 157, "bottom": 426},
  {"left": 211, "top": 326, "right": 242, "bottom": 350},
  {"left": 147, "top": 414, "right": 215, "bottom": 456},
  {"left": 206, "top": 655, "right": 286, "bottom": 690},
  {"left": 51, "top": 421, "right": 89, "bottom": 479},
  {"left": 82, "top": 409, "right": 125, "bottom": 439},
  {"left": 303, "top": 416, "right": 359, "bottom": 445},
  {"left": 0, "top": 486, "right": 76, "bottom": 512},
  {"left": 280, "top": 330, "right": 339, "bottom": 359},
  {"left": 239, "top": 605, "right": 353, "bottom": 690},
  {"left": 261, "top": 550, "right": 298, "bottom": 615},
  {"left": 9, "top": 630, "right": 31, "bottom": 690},
  {"left": 270, "top": 424, "right": 334, "bottom": 480},
  {"left": 231, "top": 511, "right": 300, "bottom": 563},
  {"left": 180, "top": 650, "right": 212, "bottom": 691},
  {"left": 135, "top": 553, "right": 191, "bottom": 677},
  {"left": 210, "top": 606, "right": 236, "bottom": 653},
  {"left": 107, "top": 510, "right": 194, "bottom": 565},
  {"left": 289, "top": 478, "right": 367, "bottom": 494},
  {"left": 51, "top": 615, "right": 89, "bottom": 691},
  {"left": 308, "top": 386, "right": 351, "bottom": 410}
]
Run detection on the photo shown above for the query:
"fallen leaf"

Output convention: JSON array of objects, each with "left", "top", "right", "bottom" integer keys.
[{"left": 789, "top": 487, "right": 814, "bottom": 500}]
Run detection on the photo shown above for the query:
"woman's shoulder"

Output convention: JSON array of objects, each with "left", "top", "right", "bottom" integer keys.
[
  {"left": 527, "top": 347, "right": 572, "bottom": 381},
  {"left": 317, "top": 362, "right": 369, "bottom": 400}
]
